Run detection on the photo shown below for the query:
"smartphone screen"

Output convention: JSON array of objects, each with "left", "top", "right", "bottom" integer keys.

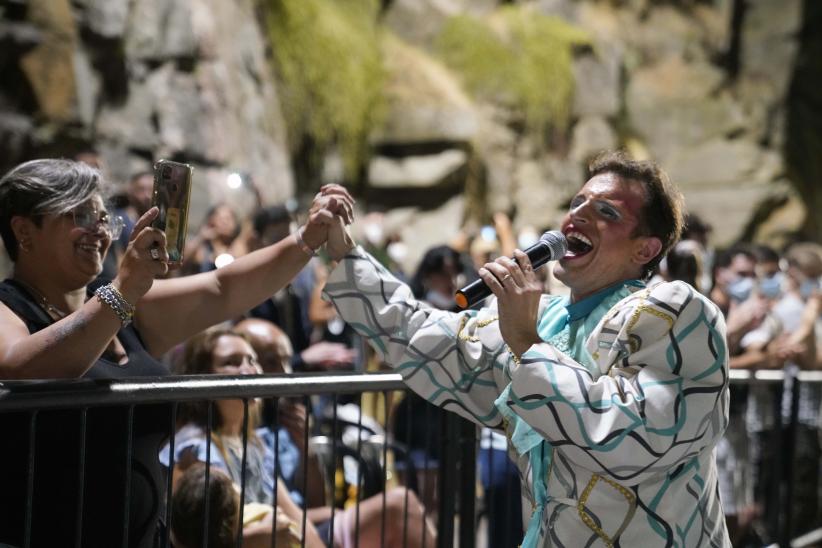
[{"left": 151, "top": 160, "right": 193, "bottom": 264}]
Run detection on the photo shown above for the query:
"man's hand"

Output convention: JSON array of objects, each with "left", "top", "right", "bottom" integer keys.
[
  {"left": 326, "top": 215, "right": 356, "bottom": 261},
  {"left": 479, "top": 249, "right": 543, "bottom": 358}
]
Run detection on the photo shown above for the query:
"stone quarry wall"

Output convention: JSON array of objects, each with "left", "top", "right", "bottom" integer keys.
[
  {"left": 0, "top": 0, "right": 815, "bottom": 273},
  {"left": 373, "top": 0, "right": 808, "bottom": 269},
  {"left": 0, "top": 0, "right": 293, "bottom": 220}
]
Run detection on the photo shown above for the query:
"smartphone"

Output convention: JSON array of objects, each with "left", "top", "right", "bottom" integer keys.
[{"left": 151, "top": 159, "right": 193, "bottom": 264}]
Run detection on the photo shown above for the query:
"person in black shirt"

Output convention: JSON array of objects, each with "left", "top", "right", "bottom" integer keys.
[{"left": 0, "top": 158, "right": 353, "bottom": 547}]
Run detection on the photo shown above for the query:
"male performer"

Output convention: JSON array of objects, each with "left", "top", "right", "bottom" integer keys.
[{"left": 322, "top": 151, "right": 730, "bottom": 547}]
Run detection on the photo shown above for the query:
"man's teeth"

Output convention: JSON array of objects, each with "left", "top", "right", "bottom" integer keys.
[
  {"left": 567, "top": 231, "right": 592, "bottom": 247},
  {"left": 79, "top": 244, "right": 99, "bottom": 252}
]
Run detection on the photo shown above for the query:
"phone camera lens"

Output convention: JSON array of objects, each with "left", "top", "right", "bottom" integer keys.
[{"left": 162, "top": 166, "right": 172, "bottom": 179}]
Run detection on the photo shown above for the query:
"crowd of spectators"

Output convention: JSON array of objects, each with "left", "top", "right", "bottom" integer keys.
[{"left": 1, "top": 152, "right": 821, "bottom": 547}]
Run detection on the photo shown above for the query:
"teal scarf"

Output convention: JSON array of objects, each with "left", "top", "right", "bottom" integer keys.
[{"left": 494, "top": 280, "right": 644, "bottom": 547}]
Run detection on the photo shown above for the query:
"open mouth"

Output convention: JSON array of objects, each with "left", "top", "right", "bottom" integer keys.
[{"left": 565, "top": 231, "right": 593, "bottom": 257}]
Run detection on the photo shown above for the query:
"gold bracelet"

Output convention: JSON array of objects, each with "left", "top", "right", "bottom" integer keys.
[
  {"left": 294, "top": 227, "right": 317, "bottom": 257},
  {"left": 505, "top": 344, "right": 522, "bottom": 366}
]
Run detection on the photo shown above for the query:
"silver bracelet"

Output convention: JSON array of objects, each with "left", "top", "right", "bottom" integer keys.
[
  {"left": 294, "top": 227, "right": 318, "bottom": 257},
  {"left": 95, "top": 284, "right": 135, "bottom": 327}
]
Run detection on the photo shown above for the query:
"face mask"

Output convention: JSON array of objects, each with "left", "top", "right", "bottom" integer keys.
[
  {"left": 363, "top": 222, "right": 384, "bottom": 246},
  {"left": 425, "top": 289, "right": 457, "bottom": 310},
  {"left": 800, "top": 277, "right": 820, "bottom": 299},
  {"left": 759, "top": 272, "right": 783, "bottom": 299},
  {"left": 727, "top": 276, "right": 754, "bottom": 302},
  {"left": 386, "top": 241, "right": 407, "bottom": 265}
]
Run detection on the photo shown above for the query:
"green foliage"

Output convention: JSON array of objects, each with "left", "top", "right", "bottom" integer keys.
[
  {"left": 437, "top": 6, "right": 590, "bottom": 136},
  {"left": 263, "top": 0, "right": 385, "bottom": 179}
]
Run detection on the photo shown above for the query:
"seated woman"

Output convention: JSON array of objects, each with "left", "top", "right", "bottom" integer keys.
[
  {"left": 0, "top": 159, "right": 352, "bottom": 547},
  {"left": 166, "top": 328, "right": 436, "bottom": 548}
]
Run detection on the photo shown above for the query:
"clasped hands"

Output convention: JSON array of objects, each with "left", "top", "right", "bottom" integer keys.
[{"left": 300, "top": 184, "right": 356, "bottom": 261}]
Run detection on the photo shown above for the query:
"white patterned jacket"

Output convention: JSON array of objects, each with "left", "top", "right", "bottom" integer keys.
[{"left": 324, "top": 247, "right": 731, "bottom": 547}]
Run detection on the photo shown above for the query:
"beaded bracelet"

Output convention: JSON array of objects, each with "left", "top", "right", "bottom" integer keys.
[
  {"left": 294, "top": 227, "right": 318, "bottom": 257},
  {"left": 95, "top": 284, "right": 135, "bottom": 327}
]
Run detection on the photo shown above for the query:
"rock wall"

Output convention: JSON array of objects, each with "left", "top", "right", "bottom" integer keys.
[
  {"left": 1, "top": 0, "right": 816, "bottom": 275},
  {"left": 371, "top": 0, "right": 810, "bottom": 269},
  {"left": 0, "top": 0, "right": 293, "bottom": 221}
]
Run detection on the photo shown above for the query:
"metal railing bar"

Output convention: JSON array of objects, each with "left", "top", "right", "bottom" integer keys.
[
  {"left": 75, "top": 407, "right": 87, "bottom": 548},
  {"left": 354, "top": 392, "right": 364, "bottom": 548},
  {"left": 781, "top": 372, "right": 801, "bottom": 546},
  {"left": 380, "top": 391, "right": 389, "bottom": 548},
  {"left": 486, "top": 430, "right": 495, "bottom": 536},
  {"left": 402, "top": 392, "right": 411, "bottom": 548},
  {"left": 164, "top": 402, "right": 178, "bottom": 548},
  {"left": 122, "top": 405, "right": 135, "bottom": 548},
  {"left": 7, "top": 372, "right": 819, "bottom": 412},
  {"left": 436, "top": 413, "right": 456, "bottom": 548},
  {"left": 422, "top": 402, "right": 431, "bottom": 548},
  {"left": 24, "top": 410, "right": 37, "bottom": 548},
  {"left": 329, "top": 393, "right": 338, "bottom": 548},
  {"left": 797, "top": 371, "right": 822, "bottom": 382},
  {"left": 0, "top": 373, "right": 406, "bottom": 411},
  {"left": 729, "top": 370, "right": 822, "bottom": 383},
  {"left": 271, "top": 397, "right": 280, "bottom": 548},
  {"left": 792, "top": 526, "right": 822, "bottom": 547},
  {"left": 237, "top": 399, "right": 250, "bottom": 548},
  {"left": 458, "top": 419, "right": 477, "bottom": 548},
  {"left": 204, "top": 401, "right": 213, "bottom": 548},
  {"left": 300, "top": 394, "right": 309, "bottom": 548}
]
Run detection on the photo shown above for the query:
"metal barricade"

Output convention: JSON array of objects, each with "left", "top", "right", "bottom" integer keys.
[
  {"left": 0, "top": 372, "right": 478, "bottom": 548},
  {"left": 3, "top": 369, "right": 820, "bottom": 548},
  {"left": 728, "top": 369, "right": 822, "bottom": 548}
]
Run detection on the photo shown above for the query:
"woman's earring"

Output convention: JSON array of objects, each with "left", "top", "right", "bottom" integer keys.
[{"left": 19, "top": 239, "right": 31, "bottom": 252}]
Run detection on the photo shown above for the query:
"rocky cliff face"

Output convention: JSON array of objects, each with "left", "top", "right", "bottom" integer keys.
[
  {"left": 373, "top": 0, "right": 810, "bottom": 268},
  {"left": 1, "top": 0, "right": 816, "bottom": 275},
  {"left": 0, "top": 0, "right": 293, "bottom": 219}
]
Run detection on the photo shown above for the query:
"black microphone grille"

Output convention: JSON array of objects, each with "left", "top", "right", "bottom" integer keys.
[{"left": 539, "top": 230, "right": 568, "bottom": 259}]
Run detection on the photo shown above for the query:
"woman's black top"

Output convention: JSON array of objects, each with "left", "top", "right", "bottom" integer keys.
[{"left": 0, "top": 279, "right": 171, "bottom": 547}]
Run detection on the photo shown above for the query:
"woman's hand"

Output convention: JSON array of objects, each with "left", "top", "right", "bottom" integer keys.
[
  {"left": 273, "top": 507, "right": 302, "bottom": 547},
  {"left": 300, "top": 184, "right": 354, "bottom": 251},
  {"left": 479, "top": 249, "right": 543, "bottom": 358},
  {"left": 114, "top": 207, "right": 169, "bottom": 304},
  {"left": 278, "top": 400, "right": 309, "bottom": 451}
]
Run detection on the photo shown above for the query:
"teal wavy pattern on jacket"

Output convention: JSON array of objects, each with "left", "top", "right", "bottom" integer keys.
[{"left": 323, "top": 247, "right": 731, "bottom": 547}]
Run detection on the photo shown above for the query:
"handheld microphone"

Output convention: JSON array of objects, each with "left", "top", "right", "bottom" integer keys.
[{"left": 454, "top": 230, "right": 568, "bottom": 309}]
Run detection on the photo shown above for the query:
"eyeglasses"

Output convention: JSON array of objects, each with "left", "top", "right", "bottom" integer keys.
[{"left": 71, "top": 207, "right": 125, "bottom": 239}]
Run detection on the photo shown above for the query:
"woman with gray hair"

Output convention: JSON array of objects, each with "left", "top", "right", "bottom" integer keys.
[{"left": 0, "top": 158, "right": 353, "bottom": 547}]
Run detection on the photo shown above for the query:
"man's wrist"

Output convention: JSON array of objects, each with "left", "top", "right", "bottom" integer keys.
[
  {"left": 506, "top": 335, "right": 541, "bottom": 362},
  {"left": 328, "top": 241, "right": 356, "bottom": 262}
]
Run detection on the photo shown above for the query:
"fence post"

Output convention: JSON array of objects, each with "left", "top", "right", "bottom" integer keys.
[
  {"left": 437, "top": 412, "right": 458, "bottom": 548},
  {"left": 767, "top": 379, "right": 784, "bottom": 543},
  {"left": 780, "top": 369, "right": 800, "bottom": 547},
  {"left": 458, "top": 418, "right": 477, "bottom": 548}
]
